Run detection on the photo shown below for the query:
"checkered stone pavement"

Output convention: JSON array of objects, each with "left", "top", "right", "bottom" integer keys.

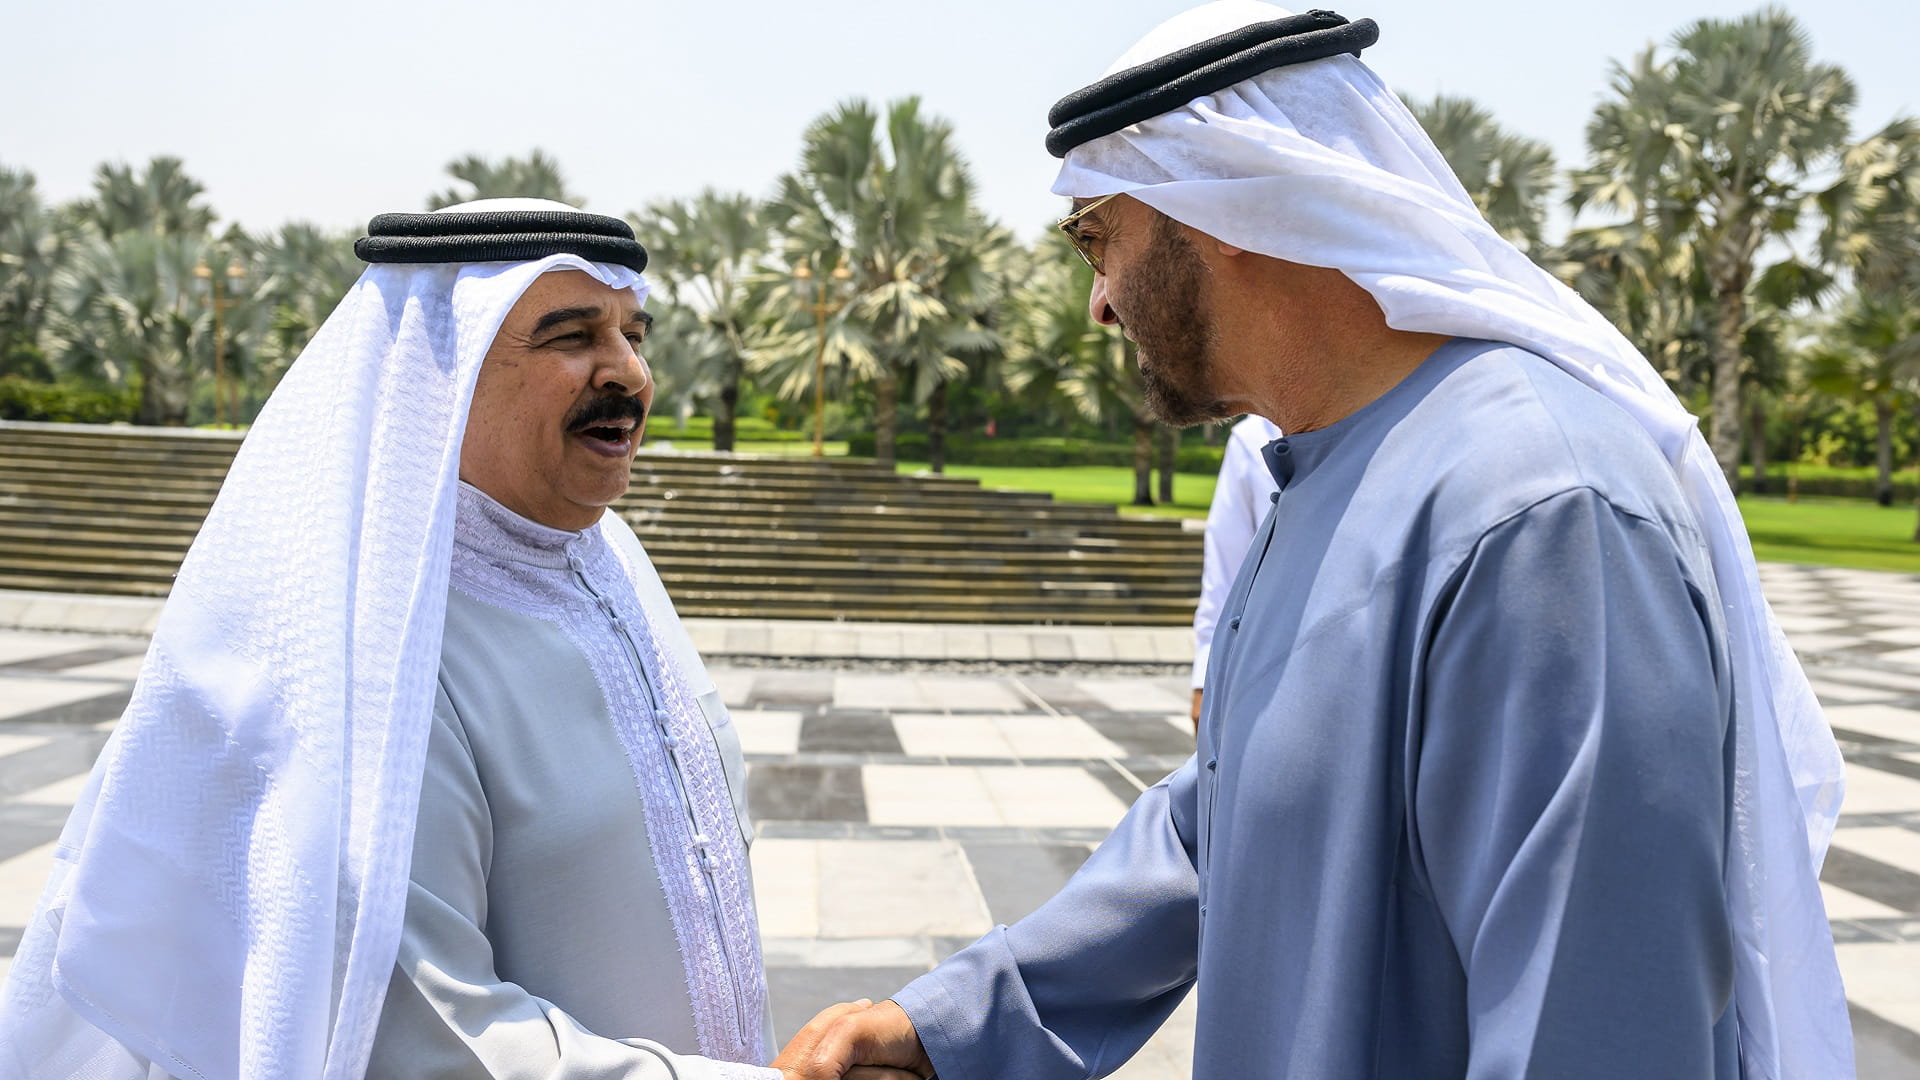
[{"left": 2, "top": 566, "right": 1918, "bottom": 1076}]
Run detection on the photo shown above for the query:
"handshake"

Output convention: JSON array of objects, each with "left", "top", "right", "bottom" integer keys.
[{"left": 769, "top": 998, "right": 935, "bottom": 1080}]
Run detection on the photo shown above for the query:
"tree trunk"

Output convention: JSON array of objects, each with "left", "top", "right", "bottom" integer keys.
[
  {"left": 137, "top": 361, "right": 190, "bottom": 427},
  {"left": 1912, "top": 398, "right": 1920, "bottom": 543},
  {"left": 927, "top": 382, "right": 948, "bottom": 475},
  {"left": 1707, "top": 237, "right": 1750, "bottom": 492},
  {"left": 1156, "top": 424, "right": 1176, "bottom": 504},
  {"left": 1132, "top": 418, "right": 1155, "bottom": 506},
  {"left": 874, "top": 366, "right": 899, "bottom": 469},
  {"left": 1874, "top": 398, "right": 1895, "bottom": 507},
  {"left": 714, "top": 357, "right": 740, "bottom": 454},
  {"left": 1747, "top": 394, "right": 1769, "bottom": 494}
]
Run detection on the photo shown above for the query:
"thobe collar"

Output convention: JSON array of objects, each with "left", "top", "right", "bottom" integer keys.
[
  {"left": 1262, "top": 337, "right": 1475, "bottom": 491},
  {"left": 453, "top": 481, "right": 599, "bottom": 570}
]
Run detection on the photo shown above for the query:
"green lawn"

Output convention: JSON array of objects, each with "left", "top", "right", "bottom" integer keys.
[
  {"left": 1735, "top": 496, "right": 1920, "bottom": 574},
  {"left": 893, "top": 462, "right": 1920, "bottom": 573},
  {"left": 899, "top": 463, "right": 1220, "bottom": 519}
]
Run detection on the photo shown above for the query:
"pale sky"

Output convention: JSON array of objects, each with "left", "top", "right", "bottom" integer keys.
[{"left": 3, "top": 0, "right": 1914, "bottom": 243}]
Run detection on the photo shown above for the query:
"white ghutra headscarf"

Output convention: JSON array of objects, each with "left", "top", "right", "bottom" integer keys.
[
  {"left": 1053, "top": 4, "right": 1851, "bottom": 1077},
  {"left": 0, "top": 201, "right": 664, "bottom": 1080}
]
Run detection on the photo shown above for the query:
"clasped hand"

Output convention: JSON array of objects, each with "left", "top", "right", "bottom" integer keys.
[{"left": 770, "top": 998, "right": 934, "bottom": 1080}]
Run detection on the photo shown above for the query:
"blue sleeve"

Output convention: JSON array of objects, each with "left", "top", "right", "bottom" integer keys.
[
  {"left": 892, "top": 757, "right": 1202, "bottom": 1080},
  {"left": 1413, "top": 488, "right": 1737, "bottom": 1079}
]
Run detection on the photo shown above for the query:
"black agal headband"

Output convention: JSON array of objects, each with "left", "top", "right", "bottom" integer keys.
[
  {"left": 1045, "top": 9, "right": 1378, "bottom": 158},
  {"left": 354, "top": 209, "right": 649, "bottom": 274}
]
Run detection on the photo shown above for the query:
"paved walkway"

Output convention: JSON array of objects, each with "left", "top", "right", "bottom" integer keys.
[{"left": 1, "top": 563, "right": 1918, "bottom": 1075}]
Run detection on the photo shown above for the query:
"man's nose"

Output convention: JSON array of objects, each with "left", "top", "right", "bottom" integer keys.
[
  {"left": 596, "top": 336, "right": 652, "bottom": 401},
  {"left": 1088, "top": 274, "right": 1118, "bottom": 326}
]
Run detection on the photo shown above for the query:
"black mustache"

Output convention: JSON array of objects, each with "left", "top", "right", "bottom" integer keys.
[{"left": 566, "top": 393, "right": 647, "bottom": 433}]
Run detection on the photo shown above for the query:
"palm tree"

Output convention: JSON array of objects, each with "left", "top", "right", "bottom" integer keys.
[
  {"left": 639, "top": 301, "right": 735, "bottom": 433},
  {"left": 1806, "top": 292, "right": 1920, "bottom": 506},
  {"left": 1406, "top": 94, "right": 1557, "bottom": 254},
  {"left": 245, "top": 223, "right": 365, "bottom": 414},
  {"left": 1004, "top": 232, "right": 1158, "bottom": 504},
  {"left": 1571, "top": 8, "right": 1857, "bottom": 489},
  {"left": 0, "top": 164, "right": 77, "bottom": 377},
  {"left": 767, "top": 97, "right": 981, "bottom": 468},
  {"left": 428, "top": 151, "right": 581, "bottom": 210},
  {"left": 52, "top": 230, "right": 213, "bottom": 425},
  {"left": 1821, "top": 116, "right": 1920, "bottom": 531},
  {"left": 632, "top": 190, "right": 771, "bottom": 452},
  {"left": 82, "top": 157, "right": 215, "bottom": 239}
]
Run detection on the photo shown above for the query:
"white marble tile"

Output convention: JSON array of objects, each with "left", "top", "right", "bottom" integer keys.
[
  {"left": 58, "top": 654, "right": 147, "bottom": 681},
  {"left": 1840, "top": 765, "right": 1920, "bottom": 815},
  {"left": 1879, "top": 646, "right": 1920, "bottom": 668},
  {"left": 1831, "top": 827, "right": 1920, "bottom": 879},
  {"left": 0, "top": 734, "right": 52, "bottom": 760},
  {"left": 997, "top": 714, "right": 1126, "bottom": 760},
  {"left": 863, "top": 765, "right": 1000, "bottom": 826},
  {"left": 710, "top": 669, "right": 756, "bottom": 709},
  {"left": 915, "top": 677, "right": 1023, "bottom": 713},
  {"left": 815, "top": 839, "right": 991, "bottom": 938},
  {"left": 9, "top": 771, "right": 89, "bottom": 806},
  {"left": 1822, "top": 881, "right": 1905, "bottom": 920},
  {"left": 0, "top": 631, "right": 85, "bottom": 666},
  {"left": 0, "top": 677, "right": 125, "bottom": 720},
  {"left": 1077, "top": 678, "right": 1190, "bottom": 715},
  {"left": 1826, "top": 704, "right": 1920, "bottom": 744},
  {"left": 731, "top": 710, "right": 803, "bottom": 756},
  {"left": 834, "top": 674, "right": 931, "bottom": 711},
  {"left": 0, "top": 840, "right": 58, "bottom": 926},
  {"left": 892, "top": 714, "right": 1016, "bottom": 759},
  {"left": 1773, "top": 615, "right": 1850, "bottom": 636},
  {"left": 978, "top": 766, "right": 1129, "bottom": 829},
  {"left": 751, "top": 839, "right": 820, "bottom": 939},
  {"left": 1864, "top": 626, "right": 1920, "bottom": 647},
  {"left": 1835, "top": 943, "right": 1920, "bottom": 1007},
  {"left": 1786, "top": 633, "right": 1874, "bottom": 655}
]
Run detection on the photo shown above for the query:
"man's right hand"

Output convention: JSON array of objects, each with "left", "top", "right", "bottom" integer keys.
[
  {"left": 771, "top": 998, "right": 933, "bottom": 1080},
  {"left": 1191, "top": 688, "right": 1203, "bottom": 732}
]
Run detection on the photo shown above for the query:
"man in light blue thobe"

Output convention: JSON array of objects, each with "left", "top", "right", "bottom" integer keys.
[{"left": 781, "top": 4, "right": 1851, "bottom": 1078}]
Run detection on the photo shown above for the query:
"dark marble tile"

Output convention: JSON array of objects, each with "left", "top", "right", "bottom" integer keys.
[
  {"left": 1854, "top": 753, "right": 1920, "bottom": 784},
  {"left": 1852, "top": 1003, "right": 1920, "bottom": 1080},
  {"left": 962, "top": 841, "right": 1094, "bottom": 925},
  {"left": 0, "top": 732, "right": 108, "bottom": 800},
  {"left": 757, "top": 821, "right": 854, "bottom": 840},
  {"left": 748, "top": 764, "right": 867, "bottom": 823},
  {"left": 0, "top": 644, "right": 146, "bottom": 674},
  {"left": 749, "top": 672, "right": 835, "bottom": 709},
  {"left": 766, "top": 965, "right": 930, "bottom": 1043},
  {"left": 0, "top": 925, "right": 18, "bottom": 957},
  {"left": 1089, "top": 761, "right": 1146, "bottom": 806},
  {"left": 0, "top": 803, "right": 70, "bottom": 863},
  {"left": 1081, "top": 712, "right": 1195, "bottom": 756},
  {"left": 1822, "top": 847, "right": 1920, "bottom": 913},
  {"left": 0, "top": 688, "right": 132, "bottom": 727},
  {"left": 1016, "top": 675, "right": 1105, "bottom": 716},
  {"left": 931, "top": 934, "right": 983, "bottom": 962},
  {"left": 800, "top": 712, "right": 902, "bottom": 755}
]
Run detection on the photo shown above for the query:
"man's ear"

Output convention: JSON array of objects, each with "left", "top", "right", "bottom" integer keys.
[{"left": 1215, "top": 239, "right": 1246, "bottom": 257}]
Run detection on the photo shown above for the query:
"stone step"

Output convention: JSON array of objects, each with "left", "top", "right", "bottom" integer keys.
[{"left": 0, "top": 421, "right": 1207, "bottom": 624}]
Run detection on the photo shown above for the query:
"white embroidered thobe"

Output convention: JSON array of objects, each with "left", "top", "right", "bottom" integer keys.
[{"left": 367, "top": 484, "right": 776, "bottom": 1080}]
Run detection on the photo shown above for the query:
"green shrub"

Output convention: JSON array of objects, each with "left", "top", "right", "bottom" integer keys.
[{"left": 0, "top": 377, "right": 139, "bottom": 424}]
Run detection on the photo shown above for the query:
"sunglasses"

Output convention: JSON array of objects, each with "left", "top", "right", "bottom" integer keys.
[{"left": 1055, "top": 193, "right": 1121, "bottom": 274}]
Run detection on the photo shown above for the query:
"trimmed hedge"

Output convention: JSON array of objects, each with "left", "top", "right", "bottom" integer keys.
[
  {"left": 846, "top": 432, "right": 1227, "bottom": 472},
  {"left": 0, "top": 378, "right": 139, "bottom": 424}
]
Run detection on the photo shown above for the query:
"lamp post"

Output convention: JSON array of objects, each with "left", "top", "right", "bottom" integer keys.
[
  {"left": 793, "top": 256, "right": 853, "bottom": 458},
  {"left": 194, "top": 257, "right": 246, "bottom": 428}
]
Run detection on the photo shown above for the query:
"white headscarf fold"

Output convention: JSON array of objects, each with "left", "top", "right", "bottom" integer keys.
[
  {"left": 1053, "top": 4, "right": 1850, "bottom": 1076},
  {"left": 0, "top": 200, "right": 648, "bottom": 1079}
]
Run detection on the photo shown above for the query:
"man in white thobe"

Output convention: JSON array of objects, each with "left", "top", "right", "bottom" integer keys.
[{"left": 0, "top": 201, "right": 888, "bottom": 1080}]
